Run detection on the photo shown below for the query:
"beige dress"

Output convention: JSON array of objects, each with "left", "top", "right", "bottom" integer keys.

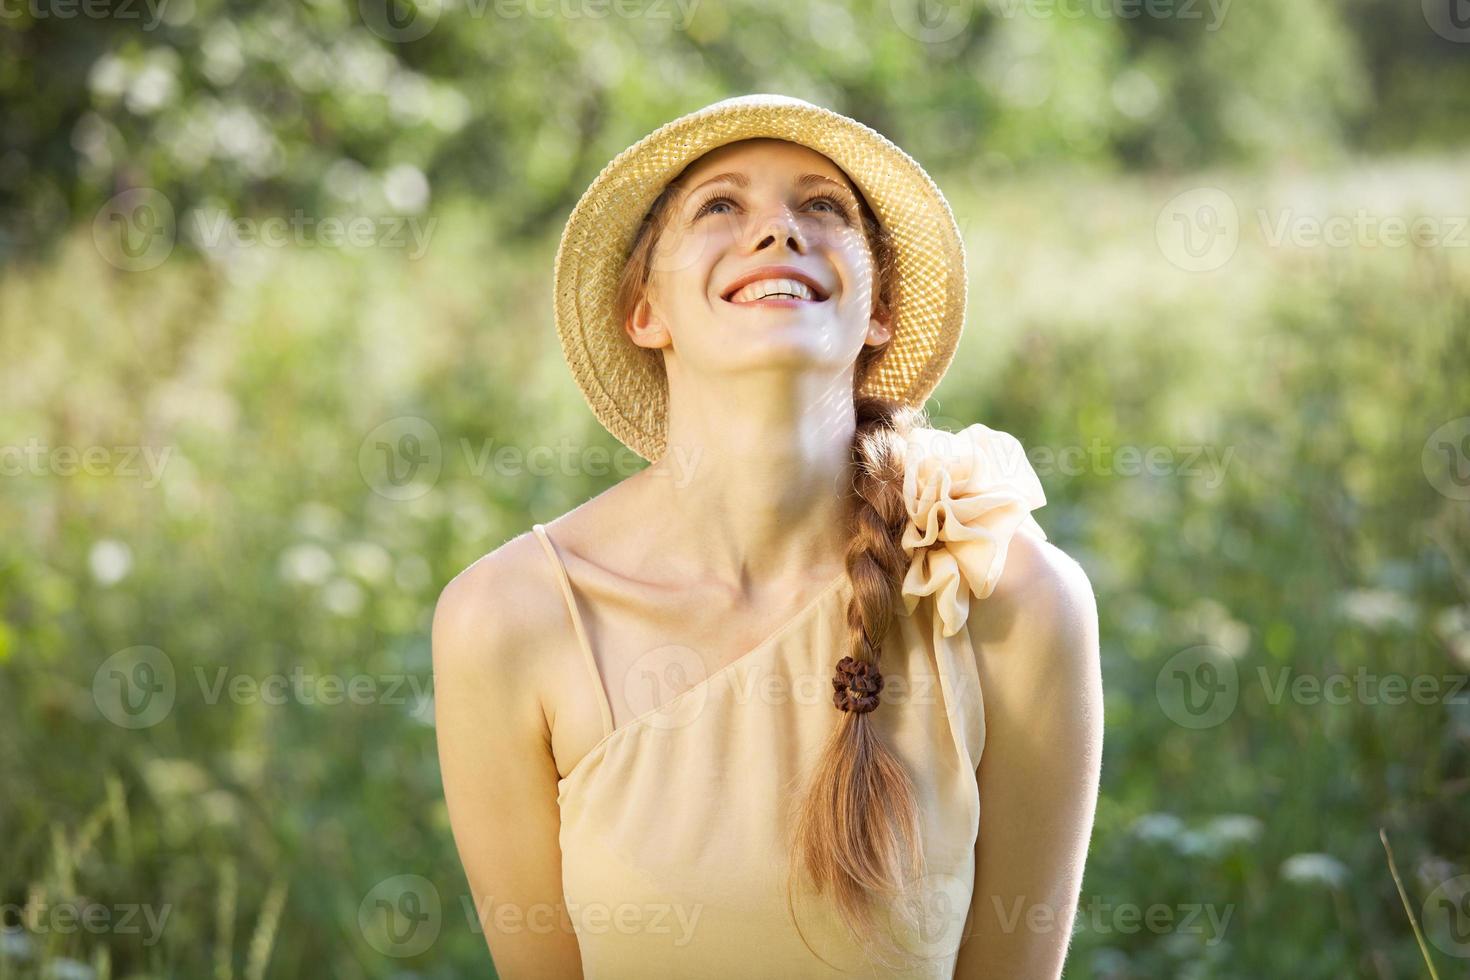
[{"left": 530, "top": 423, "right": 1048, "bottom": 979}]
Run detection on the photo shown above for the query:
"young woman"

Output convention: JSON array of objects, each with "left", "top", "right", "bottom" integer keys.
[{"left": 433, "top": 95, "right": 1103, "bottom": 979}]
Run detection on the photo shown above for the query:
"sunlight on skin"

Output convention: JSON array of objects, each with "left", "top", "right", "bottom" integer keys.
[{"left": 617, "top": 137, "right": 897, "bottom": 589}]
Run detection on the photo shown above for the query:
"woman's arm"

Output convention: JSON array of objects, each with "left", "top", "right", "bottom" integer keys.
[
  {"left": 953, "top": 532, "right": 1104, "bottom": 979},
  {"left": 432, "top": 544, "right": 585, "bottom": 978}
]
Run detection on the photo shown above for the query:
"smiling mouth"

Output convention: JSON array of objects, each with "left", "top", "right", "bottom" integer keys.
[{"left": 722, "top": 278, "right": 830, "bottom": 305}]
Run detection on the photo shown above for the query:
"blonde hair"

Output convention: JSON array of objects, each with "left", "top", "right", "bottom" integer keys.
[{"left": 615, "top": 144, "right": 930, "bottom": 966}]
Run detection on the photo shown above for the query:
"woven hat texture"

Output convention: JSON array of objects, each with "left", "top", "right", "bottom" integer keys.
[{"left": 553, "top": 93, "right": 967, "bottom": 462}]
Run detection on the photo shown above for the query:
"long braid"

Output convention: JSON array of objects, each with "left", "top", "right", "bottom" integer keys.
[{"left": 784, "top": 393, "right": 932, "bottom": 968}]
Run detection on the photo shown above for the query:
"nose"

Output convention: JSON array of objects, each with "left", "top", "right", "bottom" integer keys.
[{"left": 745, "top": 204, "right": 806, "bottom": 254}]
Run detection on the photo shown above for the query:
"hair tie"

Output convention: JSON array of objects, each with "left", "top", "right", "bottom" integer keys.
[{"left": 831, "top": 656, "right": 884, "bottom": 714}]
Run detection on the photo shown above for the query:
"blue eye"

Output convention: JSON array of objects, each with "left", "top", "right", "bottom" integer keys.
[
  {"left": 805, "top": 194, "right": 849, "bottom": 218},
  {"left": 689, "top": 191, "right": 851, "bottom": 221},
  {"left": 692, "top": 195, "right": 737, "bottom": 218}
]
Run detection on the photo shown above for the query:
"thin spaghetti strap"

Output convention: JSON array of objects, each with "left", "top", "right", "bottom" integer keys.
[{"left": 531, "top": 523, "right": 616, "bottom": 739}]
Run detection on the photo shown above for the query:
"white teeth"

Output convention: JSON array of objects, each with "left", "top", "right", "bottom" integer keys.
[{"left": 729, "top": 278, "right": 817, "bottom": 303}]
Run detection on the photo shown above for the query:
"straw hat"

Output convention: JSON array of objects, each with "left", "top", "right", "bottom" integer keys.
[{"left": 552, "top": 93, "right": 967, "bottom": 462}]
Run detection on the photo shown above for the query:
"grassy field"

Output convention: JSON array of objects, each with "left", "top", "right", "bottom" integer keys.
[{"left": 2, "top": 150, "right": 1468, "bottom": 978}]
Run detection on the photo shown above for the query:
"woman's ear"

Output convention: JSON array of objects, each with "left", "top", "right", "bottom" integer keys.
[
  {"left": 626, "top": 294, "right": 672, "bottom": 350},
  {"left": 864, "top": 307, "right": 894, "bottom": 347}
]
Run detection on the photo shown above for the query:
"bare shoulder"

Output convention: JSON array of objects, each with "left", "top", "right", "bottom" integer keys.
[
  {"left": 967, "top": 531, "right": 1101, "bottom": 685},
  {"left": 431, "top": 529, "right": 566, "bottom": 706}
]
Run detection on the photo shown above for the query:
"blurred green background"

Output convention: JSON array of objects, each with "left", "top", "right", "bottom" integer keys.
[{"left": 2, "top": 0, "right": 1469, "bottom": 977}]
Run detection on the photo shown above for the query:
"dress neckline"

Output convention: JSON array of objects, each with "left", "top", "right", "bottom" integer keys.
[{"left": 557, "top": 568, "right": 851, "bottom": 792}]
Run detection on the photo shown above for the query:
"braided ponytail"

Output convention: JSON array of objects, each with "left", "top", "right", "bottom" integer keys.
[{"left": 783, "top": 388, "right": 933, "bottom": 969}]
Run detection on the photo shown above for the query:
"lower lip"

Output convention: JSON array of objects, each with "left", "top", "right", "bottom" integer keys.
[{"left": 724, "top": 297, "right": 825, "bottom": 308}]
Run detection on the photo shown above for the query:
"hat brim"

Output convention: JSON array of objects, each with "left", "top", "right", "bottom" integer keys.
[{"left": 553, "top": 93, "right": 967, "bottom": 463}]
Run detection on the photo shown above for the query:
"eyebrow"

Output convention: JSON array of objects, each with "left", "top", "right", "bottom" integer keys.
[{"left": 682, "top": 171, "right": 856, "bottom": 201}]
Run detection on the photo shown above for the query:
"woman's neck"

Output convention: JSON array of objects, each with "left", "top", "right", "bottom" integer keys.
[{"left": 634, "top": 373, "right": 857, "bottom": 594}]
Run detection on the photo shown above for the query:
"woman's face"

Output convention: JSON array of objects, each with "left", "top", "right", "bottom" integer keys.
[{"left": 627, "top": 138, "right": 891, "bottom": 382}]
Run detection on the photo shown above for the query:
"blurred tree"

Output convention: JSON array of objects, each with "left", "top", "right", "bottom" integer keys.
[{"left": 1, "top": 0, "right": 1466, "bottom": 263}]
